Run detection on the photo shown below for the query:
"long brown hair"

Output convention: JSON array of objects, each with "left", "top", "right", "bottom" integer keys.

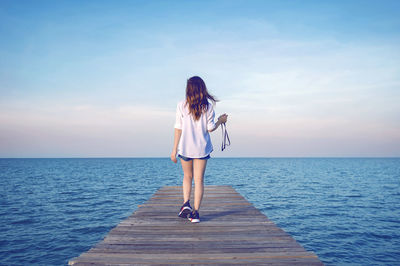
[{"left": 185, "top": 76, "right": 217, "bottom": 120}]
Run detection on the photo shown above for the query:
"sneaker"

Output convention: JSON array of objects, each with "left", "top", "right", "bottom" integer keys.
[
  {"left": 188, "top": 210, "right": 200, "bottom": 223},
  {"left": 178, "top": 200, "right": 192, "bottom": 218}
]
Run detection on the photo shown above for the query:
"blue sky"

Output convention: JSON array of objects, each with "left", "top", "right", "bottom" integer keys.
[{"left": 0, "top": 0, "right": 399, "bottom": 157}]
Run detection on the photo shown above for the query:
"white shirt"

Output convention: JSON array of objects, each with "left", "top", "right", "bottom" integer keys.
[{"left": 174, "top": 100, "right": 216, "bottom": 158}]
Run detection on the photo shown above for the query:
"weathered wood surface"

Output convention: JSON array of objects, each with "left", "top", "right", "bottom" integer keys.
[{"left": 69, "top": 185, "right": 323, "bottom": 265}]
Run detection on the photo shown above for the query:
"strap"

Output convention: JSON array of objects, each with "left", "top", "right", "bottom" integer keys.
[{"left": 221, "top": 123, "right": 231, "bottom": 151}]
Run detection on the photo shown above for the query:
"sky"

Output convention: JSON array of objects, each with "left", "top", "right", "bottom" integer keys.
[{"left": 0, "top": 0, "right": 399, "bottom": 157}]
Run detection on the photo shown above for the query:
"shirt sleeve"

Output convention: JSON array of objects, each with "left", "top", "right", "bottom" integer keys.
[
  {"left": 174, "top": 102, "right": 183, "bottom": 129},
  {"left": 207, "top": 103, "right": 216, "bottom": 131}
]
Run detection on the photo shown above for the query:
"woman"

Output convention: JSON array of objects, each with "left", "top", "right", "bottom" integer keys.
[{"left": 171, "top": 76, "right": 228, "bottom": 223}]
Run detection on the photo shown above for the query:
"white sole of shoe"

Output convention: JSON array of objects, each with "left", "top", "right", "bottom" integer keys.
[{"left": 188, "top": 218, "right": 200, "bottom": 223}]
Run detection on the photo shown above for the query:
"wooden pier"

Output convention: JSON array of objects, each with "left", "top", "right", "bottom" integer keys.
[{"left": 69, "top": 185, "right": 323, "bottom": 265}]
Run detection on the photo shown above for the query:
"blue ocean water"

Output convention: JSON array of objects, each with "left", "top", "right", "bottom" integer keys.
[{"left": 0, "top": 158, "right": 399, "bottom": 265}]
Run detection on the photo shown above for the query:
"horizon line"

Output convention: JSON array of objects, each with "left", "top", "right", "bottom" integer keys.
[{"left": 1, "top": 156, "right": 399, "bottom": 159}]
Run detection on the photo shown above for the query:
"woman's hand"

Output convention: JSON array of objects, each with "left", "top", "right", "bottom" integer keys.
[
  {"left": 208, "top": 113, "right": 229, "bottom": 133},
  {"left": 218, "top": 113, "right": 228, "bottom": 124},
  {"left": 171, "top": 129, "right": 181, "bottom": 163},
  {"left": 170, "top": 150, "right": 178, "bottom": 163}
]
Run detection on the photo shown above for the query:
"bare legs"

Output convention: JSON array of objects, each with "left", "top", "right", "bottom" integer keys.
[{"left": 180, "top": 158, "right": 208, "bottom": 211}]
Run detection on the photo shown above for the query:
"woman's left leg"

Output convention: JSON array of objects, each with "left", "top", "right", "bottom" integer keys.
[
  {"left": 180, "top": 159, "right": 193, "bottom": 203},
  {"left": 192, "top": 158, "right": 208, "bottom": 211},
  {"left": 178, "top": 158, "right": 194, "bottom": 218}
]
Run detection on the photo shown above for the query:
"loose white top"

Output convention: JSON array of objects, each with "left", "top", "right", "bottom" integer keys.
[{"left": 174, "top": 100, "right": 216, "bottom": 158}]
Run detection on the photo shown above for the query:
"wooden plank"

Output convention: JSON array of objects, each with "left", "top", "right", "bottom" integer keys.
[{"left": 69, "top": 185, "right": 323, "bottom": 265}]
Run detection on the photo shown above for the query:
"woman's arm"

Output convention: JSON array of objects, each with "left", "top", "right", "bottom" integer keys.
[
  {"left": 208, "top": 114, "right": 228, "bottom": 133},
  {"left": 170, "top": 128, "right": 182, "bottom": 163}
]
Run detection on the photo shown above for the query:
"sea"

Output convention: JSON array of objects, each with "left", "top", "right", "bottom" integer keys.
[{"left": 0, "top": 158, "right": 399, "bottom": 265}]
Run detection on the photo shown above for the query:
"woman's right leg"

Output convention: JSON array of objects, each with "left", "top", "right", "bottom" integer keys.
[
  {"left": 180, "top": 158, "right": 193, "bottom": 203},
  {"left": 192, "top": 158, "right": 207, "bottom": 211}
]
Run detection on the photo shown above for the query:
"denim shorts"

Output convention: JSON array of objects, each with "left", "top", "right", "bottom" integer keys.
[{"left": 178, "top": 154, "right": 210, "bottom": 161}]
